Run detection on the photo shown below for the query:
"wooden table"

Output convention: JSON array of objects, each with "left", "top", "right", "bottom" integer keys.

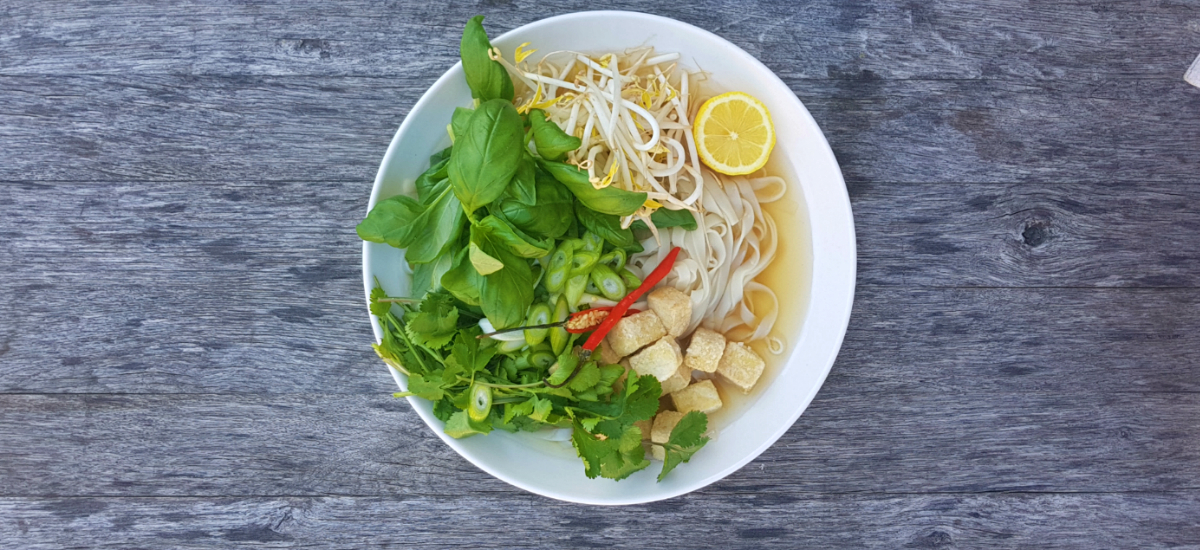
[{"left": 3, "top": 1, "right": 1199, "bottom": 547}]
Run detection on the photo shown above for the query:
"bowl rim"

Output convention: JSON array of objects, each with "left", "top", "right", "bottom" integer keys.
[{"left": 362, "top": 9, "right": 856, "bottom": 505}]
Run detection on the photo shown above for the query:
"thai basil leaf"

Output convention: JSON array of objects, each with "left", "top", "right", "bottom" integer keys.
[
  {"left": 449, "top": 99, "right": 524, "bottom": 217},
  {"left": 648, "top": 208, "right": 699, "bottom": 231},
  {"left": 429, "top": 145, "right": 453, "bottom": 166},
  {"left": 400, "top": 186, "right": 466, "bottom": 264},
  {"left": 415, "top": 159, "right": 451, "bottom": 204},
  {"left": 451, "top": 107, "right": 473, "bottom": 143},
  {"left": 539, "top": 160, "right": 646, "bottom": 216},
  {"left": 459, "top": 15, "right": 514, "bottom": 102},
  {"left": 509, "top": 155, "right": 537, "bottom": 206},
  {"left": 575, "top": 203, "right": 638, "bottom": 250},
  {"left": 494, "top": 169, "right": 574, "bottom": 239},
  {"left": 529, "top": 108, "right": 581, "bottom": 161},
  {"left": 356, "top": 194, "right": 425, "bottom": 248},
  {"left": 471, "top": 224, "right": 534, "bottom": 329},
  {"left": 478, "top": 215, "right": 552, "bottom": 258},
  {"left": 441, "top": 248, "right": 482, "bottom": 306}
]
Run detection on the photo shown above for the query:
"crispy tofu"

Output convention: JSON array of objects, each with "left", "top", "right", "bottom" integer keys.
[
  {"left": 671, "top": 379, "right": 723, "bottom": 414},
  {"left": 634, "top": 418, "right": 654, "bottom": 440},
  {"left": 650, "top": 410, "right": 685, "bottom": 444},
  {"left": 650, "top": 444, "right": 666, "bottom": 461},
  {"left": 684, "top": 327, "right": 726, "bottom": 373},
  {"left": 660, "top": 363, "right": 692, "bottom": 395},
  {"left": 599, "top": 338, "right": 624, "bottom": 365},
  {"left": 628, "top": 337, "right": 682, "bottom": 382},
  {"left": 647, "top": 286, "right": 692, "bottom": 337},
  {"left": 717, "top": 341, "right": 766, "bottom": 394},
  {"left": 606, "top": 311, "right": 666, "bottom": 357}
]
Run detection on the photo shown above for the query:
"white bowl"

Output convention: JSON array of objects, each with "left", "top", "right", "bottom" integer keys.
[{"left": 362, "top": 11, "right": 855, "bottom": 505}]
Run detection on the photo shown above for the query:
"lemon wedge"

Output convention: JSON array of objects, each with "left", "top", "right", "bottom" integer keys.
[{"left": 692, "top": 91, "right": 776, "bottom": 175}]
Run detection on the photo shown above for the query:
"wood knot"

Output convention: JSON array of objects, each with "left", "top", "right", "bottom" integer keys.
[{"left": 1022, "top": 221, "right": 1050, "bottom": 247}]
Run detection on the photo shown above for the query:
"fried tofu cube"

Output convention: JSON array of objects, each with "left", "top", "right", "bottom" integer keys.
[
  {"left": 599, "top": 338, "right": 623, "bottom": 365},
  {"left": 660, "top": 363, "right": 692, "bottom": 395},
  {"left": 650, "top": 410, "right": 685, "bottom": 444},
  {"left": 647, "top": 286, "right": 692, "bottom": 337},
  {"left": 606, "top": 311, "right": 666, "bottom": 357},
  {"left": 671, "top": 379, "right": 723, "bottom": 414},
  {"left": 650, "top": 444, "right": 666, "bottom": 461},
  {"left": 634, "top": 418, "right": 654, "bottom": 440},
  {"left": 684, "top": 327, "right": 725, "bottom": 373},
  {"left": 628, "top": 337, "right": 682, "bottom": 382},
  {"left": 717, "top": 341, "right": 766, "bottom": 394}
]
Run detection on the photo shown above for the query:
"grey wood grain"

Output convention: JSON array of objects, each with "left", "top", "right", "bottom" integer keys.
[
  {"left": 3, "top": 0, "right": 1200, "bottom": 546},
  {"left": 1, "top": 77, "right": 1199, "bottom": 185},
  {"left": 4, "top": 177, "right": 1199, "bottom": 394},
  {"left": 1, "top": 392, "right": 1197, "bottom": 497},
  {"left": 3, "top": 493, "right": 1199, "bottom": 549},
  {"left": 2, "top": 284, "right": 1198, "bottom": 395},
  {"left": 2, "top": 0, "right": 1196, "bottom": 80}
]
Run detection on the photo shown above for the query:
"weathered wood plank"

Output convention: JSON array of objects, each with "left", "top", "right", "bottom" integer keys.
[
  {"left": 3, "top": 493, "right": 1199, "bottom": 549},
  {"left": 853, "top": 183, "right": 1200, "bottom": 287},
  {"left": 1, "top": 0, "right": 1195, "bottom": 81},
  {"left": 1, "top": 392, "right": 1197, "bottom": 497},
  {"left": 3, "top": 178, "right": 1199, "bottom": 393},
  {"left": 1, "top": 76, "right": 1197, "bottom": 184}
]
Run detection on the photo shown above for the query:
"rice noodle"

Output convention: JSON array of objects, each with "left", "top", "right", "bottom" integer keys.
[
  {"left": 628, "top": 171, "right": 784, "bottom": 351},
  {"left": 510, "top": 45, "right": 785, "bottom": 351}
]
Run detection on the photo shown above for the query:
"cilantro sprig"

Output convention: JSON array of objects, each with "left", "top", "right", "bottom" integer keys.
[{"left": 370, "top": 286, "right": 708, "bottom": 482}]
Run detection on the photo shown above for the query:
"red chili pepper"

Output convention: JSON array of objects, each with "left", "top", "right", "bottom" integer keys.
[
  {"left": 476, "top": 307, "right": 641, "bottom": 339},
  {"left": 580, "top": 246, "right": 681, "bottom": 360},
  {"left": 564, "top": 307, "right": 641, "bottom": 333}
]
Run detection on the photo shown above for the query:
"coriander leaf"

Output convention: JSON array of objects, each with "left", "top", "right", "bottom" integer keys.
[
  {"left": 369, "top": 285, "right": 392, "bottom": 318},
  {"left": 459, "top": 16, "right": 514, "bottom": 102},
  {"left": 575, "top": 203, "right": 639, "bottom": 250},
  {"left": 494, "top": 169, "right": 575, "bottom": 239},
  {"left": 445, "top": 410, "right": 492, "bottom": 438},
  {"left": 623, "top": 374, "right": 663, "bottom": 424},
  {"left": 570, "top": 420, "right": 649, "bottom": 480},
  {"left": 433, "top": 397, "right": 457, "bottom": 422},
  {"left": 471, "top": 223, "right": 534, "bottom": 329},
  {"left": 567, "top": 361, "right": 602, "bottom": 393},
  {"left": 529, "top": 108, "right": 582, "bottom": 161},
  {"left": 539, "top": 160, "right": 646, "bottom": 216},
  {"left": 529, "top": 395, "right": 553, "bottom": 423},
  {"left": 405, "top": 292, "right": 459, "bottom": 349},
  {"left": 658, "top": 411, "right": 711, "bottom": 481},
  {"left": 449, "top": 99, "right": 524, "bottom": 217},
  {"left": 450, "top": 331, "right": 497, "bottom": 374},
  {"left": 504, "top": 398, "right": 536, "bottom": 423},
  {"left": 509, "top": 156, "right": 538, "bottom": 206},
  {"left": 441, "top": 248, "right": 482, "bottom": 306},
  {"left": 396, "top": 372, "right": 444, "bottom": 401},
  {"left": 477, "top": 215, "right": 552, "bottom": 258},
  {"left": 356, "top": 194, "right": 425, "bottom": 248}
]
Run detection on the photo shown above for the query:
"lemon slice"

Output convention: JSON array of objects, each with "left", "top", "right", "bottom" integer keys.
[{"left": 692, "top": 91, "right": 776, "bottom": 175}]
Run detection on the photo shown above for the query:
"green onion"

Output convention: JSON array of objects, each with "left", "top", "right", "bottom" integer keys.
[
  {"left": 524, "top": 302, "right": 552, "bottom": 346},
  {"left": 544, "top": 245, "right": 572, "bottom": 293},
  {"left": 550, "top": 295, "right": 569, "bottom": 355},
  {"left": 619, "top": 267, "right": 642, "bottom": 289},
  {"left": 468, "top": 383, "right": 492, "bottom": 421},
  {"left": 589, "top": 264, "right": 627, "bottom": 301}
]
